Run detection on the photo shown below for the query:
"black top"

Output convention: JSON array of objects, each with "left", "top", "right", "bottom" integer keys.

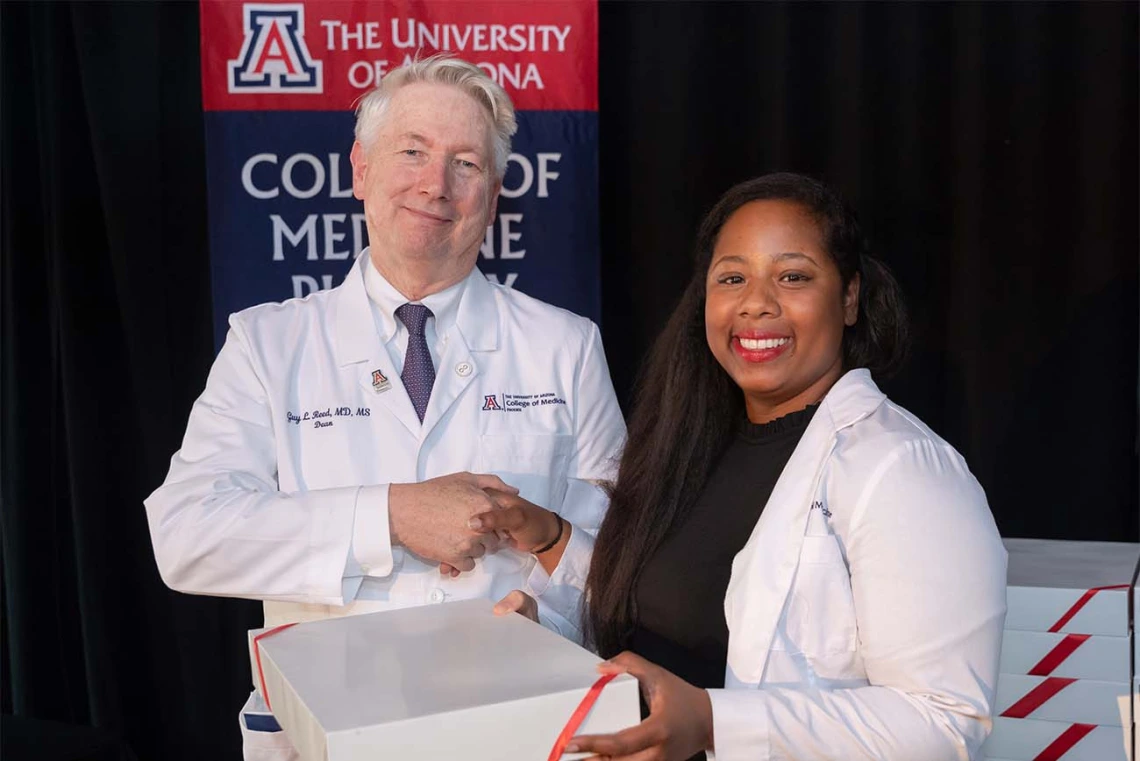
[{"left": 630, "top": 405, "right": 818, "bottom": 694}]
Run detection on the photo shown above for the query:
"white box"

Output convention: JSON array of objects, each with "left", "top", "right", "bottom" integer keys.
[
  {"left": 996, "top": 673, "right": 1129, "bottom": 726},
  {"left": 981, "top": 717, "right": 1127, "bottom": 761},
  {"left": 1004, "top": 538, "right": 1139, "bottom": 636},
  {"left": 248, "top": 599, "right": 640, "bottom": 761},
  {"left": 1000, "top": 630, "right": 1130, "bottom": 681}
]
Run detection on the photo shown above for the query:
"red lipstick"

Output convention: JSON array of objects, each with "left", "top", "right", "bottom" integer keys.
[{"left": 731, "top": 332, "right": 792, "bottom": 363}]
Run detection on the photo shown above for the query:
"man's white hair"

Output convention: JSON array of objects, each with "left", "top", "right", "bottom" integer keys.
[{"left": 353, "top": 54, "right": 517, "bottom": 179}]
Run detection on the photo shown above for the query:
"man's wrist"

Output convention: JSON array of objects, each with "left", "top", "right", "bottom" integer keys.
[{"left": 387, "top": 482, "right": 409, "bottom": 547}]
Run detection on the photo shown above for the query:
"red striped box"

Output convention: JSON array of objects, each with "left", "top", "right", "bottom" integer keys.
[
  {"left": 1004, "top": 539, "right": 1139, "bottom": 637},
  {"left": 980, "top": 717, "right": 1127, "bottom": 761},
  {"left": 1000, "top": 630, "right": 1130, "bottom": 681},
  {"left": 996, "top": 674, "right": 1129, "bottom": 726}
]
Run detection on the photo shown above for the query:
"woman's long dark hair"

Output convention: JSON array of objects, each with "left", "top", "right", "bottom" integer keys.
[{"left": 584, "top": 173, "right": 910, "bottom": 657}]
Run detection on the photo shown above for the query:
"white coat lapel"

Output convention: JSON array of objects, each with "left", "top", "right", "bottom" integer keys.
[
  {"left": 334, "top": 255, "right": 421, "bottom": 438},
  {"left": 419, "top": 270, "right": 500, "bottom": 440},
  {"left": 723, "top": 369, "right": 885, "bottom": 685},
  {"left": 723, "top": 408, "right": 838, "bottom": 685}
]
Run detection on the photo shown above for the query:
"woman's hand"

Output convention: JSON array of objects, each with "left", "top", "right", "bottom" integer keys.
[
  {"left": 468, "top": 489, "right": 563, "bottom": 553},
  {"left": 567, "top": 652, "right": 713, "bottom": 761},
  {"left": 437, "top": 489, "right": 564, "bottom": 577},
  {"left": 492, "top": 590, "right": 538, "bottom": 623}
]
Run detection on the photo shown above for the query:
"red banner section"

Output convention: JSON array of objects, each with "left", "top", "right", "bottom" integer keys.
[{"left": 201, "top": 0, "right": 598, "bottom": 112}]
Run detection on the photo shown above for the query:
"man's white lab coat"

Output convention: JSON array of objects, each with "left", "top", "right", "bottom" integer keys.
[{"left": 145, "top": 253, "right": 624, "bottom": 640}]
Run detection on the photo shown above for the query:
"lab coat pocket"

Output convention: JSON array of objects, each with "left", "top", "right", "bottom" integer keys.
[
  {"left": 478, "top": 434, "right": 573, "bottom": 510},
  {"left": 238, "top": 691, "right": 299, "bottom": 761},
  {"left": 785, "top": 535, "right": 858, "bottom": 657}
]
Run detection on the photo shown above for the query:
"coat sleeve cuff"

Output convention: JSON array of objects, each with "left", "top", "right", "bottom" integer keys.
[
  {"left": 303, "top": 485, "right": 365, "bottom": 605},
  {"left": 524, "top": 524, "right": 592, "bottom": 644},
  {"left": 524, "top": 521, "right": 592, "bottom": 597},
  {"left": 536, "top": 605, "right": 581, "bottom": 643},
  {"left": 526, "top": 476, "right": 606, "bottom": 598},
  {"left": 348, "top": 484, "right": 394, "bottom": 580},
  {"left": 707, "top": 689, "right": 770, "bottom": 761}
]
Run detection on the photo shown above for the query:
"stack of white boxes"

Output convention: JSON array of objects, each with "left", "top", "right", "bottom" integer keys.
[{"left": 982, "top": 539, "right": 1139, "bottom": 761}]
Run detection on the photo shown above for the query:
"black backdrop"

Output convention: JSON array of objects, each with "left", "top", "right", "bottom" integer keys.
[{"left": 2, "top": 2, "right": 1137, "bottom": 760}]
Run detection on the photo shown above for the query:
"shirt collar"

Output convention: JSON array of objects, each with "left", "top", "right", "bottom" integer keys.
[{"left": 362, "top": 249, "right": 466, "bottom": 342}]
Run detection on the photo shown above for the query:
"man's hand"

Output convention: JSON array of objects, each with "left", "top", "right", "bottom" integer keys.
[{"left": 388, "top": 472, "right": 518, "bottom": 572}]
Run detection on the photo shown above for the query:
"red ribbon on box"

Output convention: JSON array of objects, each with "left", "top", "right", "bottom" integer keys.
[
  {"left": 1000, "top": 674, "right": 1098, "bottom": 760},
  {"left": 1031, "top": 722, "right": 1096, "bottom": 761},
  {"left": 1027, "top": 633, "right": 1090, "bottom": 676},
  {"left": 547, "top": 672, "right": 618, "bottom": 761},
  {"left": 1000, "top": 676, "right": 1076, "bottom": 719},
  {"left": 253, "top": 623, "right": 298, "bottom": 712},
  {"left": 1047, "top": 584, "right": 1129, "bottom": 632},
  {"left": 1018, "top": 583, "right": 1129, "bottom": 678}
]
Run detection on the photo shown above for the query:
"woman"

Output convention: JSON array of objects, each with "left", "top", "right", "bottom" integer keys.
[{"left": 479, "top": 173, "right": 1007, "bottom": 761}]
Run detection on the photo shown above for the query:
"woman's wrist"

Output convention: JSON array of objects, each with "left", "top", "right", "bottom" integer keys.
[{"left": 532, "top": 511, "right": 565, "bottom": 554}]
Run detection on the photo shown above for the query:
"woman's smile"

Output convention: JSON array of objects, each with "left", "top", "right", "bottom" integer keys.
[{"left": 732, "top": 334, "right": 792, "bottom": 362}]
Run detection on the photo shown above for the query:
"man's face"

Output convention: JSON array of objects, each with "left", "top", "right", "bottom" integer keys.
[{"left": 351, "top": 82, "right": 500, "bottom": 277}]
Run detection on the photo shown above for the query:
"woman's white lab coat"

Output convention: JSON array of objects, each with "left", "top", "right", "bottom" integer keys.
[{"left": 697, "top": 368, "right": 1007, "bottom": 761}]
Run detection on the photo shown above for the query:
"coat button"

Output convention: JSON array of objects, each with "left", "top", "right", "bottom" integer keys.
[
  {"left": 455, "top": 362, "right": 472, "bottom": 377},
  {"left": 429, "top": 588, "right": 446, "bottom": 604}
]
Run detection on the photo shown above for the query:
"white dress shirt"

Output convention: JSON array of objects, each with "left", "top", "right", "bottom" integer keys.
[{"left": 346, "top": 259, "right": 467, "bottom": 593}]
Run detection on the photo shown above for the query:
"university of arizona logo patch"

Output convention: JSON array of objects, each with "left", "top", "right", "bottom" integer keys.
[
  {"left": 482, "top": 395, "right": 503, "bottom": 411},
  {"left": 371, "top": 369, "right": 391, "bottom": 393},
  {"left": 227, "top": 4, "right": 322, "bottom": 93}
]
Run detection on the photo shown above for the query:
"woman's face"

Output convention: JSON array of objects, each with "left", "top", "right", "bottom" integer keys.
[{"left": 705, "top": 200, "right": 859, "bottom": 424}]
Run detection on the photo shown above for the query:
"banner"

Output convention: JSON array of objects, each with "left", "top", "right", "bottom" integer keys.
[{"left": 200, "top": 0, "right": 599, "bottom": 348}]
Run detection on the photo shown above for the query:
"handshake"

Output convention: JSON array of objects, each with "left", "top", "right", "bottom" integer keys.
[{"left": 388, "top": 471, "right": 565, "bottom": 576}]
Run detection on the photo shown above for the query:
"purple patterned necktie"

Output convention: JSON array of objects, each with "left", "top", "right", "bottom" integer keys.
[{"left": 395, "top": 303, "right": 435, "bottom": 422}]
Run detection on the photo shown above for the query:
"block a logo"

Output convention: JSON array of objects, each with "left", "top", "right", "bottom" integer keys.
[{"left": 227, "top": 4, "right": 322, "bottom": 93}]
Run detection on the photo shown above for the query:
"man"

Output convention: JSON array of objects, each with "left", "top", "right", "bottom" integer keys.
[{"left": 145, "top": 55, "right": 624, "bottom": 760}]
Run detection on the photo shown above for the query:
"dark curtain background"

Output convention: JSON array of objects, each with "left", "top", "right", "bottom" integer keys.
[{"left": 2, "top": 2, "right": 1136, "bottom": 761}]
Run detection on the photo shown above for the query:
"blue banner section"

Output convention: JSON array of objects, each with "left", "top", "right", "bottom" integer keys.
[{"left": 204, "top": 110, "right": 599, "bottom": 348}]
